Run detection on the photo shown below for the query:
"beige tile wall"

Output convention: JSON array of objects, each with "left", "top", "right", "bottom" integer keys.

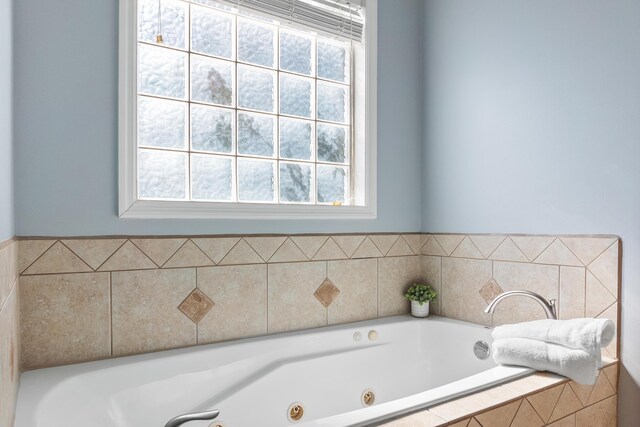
[
  {"left": 421, "top": 234, "right": 620, "bottom": 358},
  {"left": 17, "top": 235, "right": 422, "bottom": 369},
  {"left": 379, "top": 360, "right": 619, "bottom": 427},
  {"left": 16, "top": 233, "right": 621, "bottom": 370},
  {"left": 0, "top": 239, "right": 19, "bottom": 426}
]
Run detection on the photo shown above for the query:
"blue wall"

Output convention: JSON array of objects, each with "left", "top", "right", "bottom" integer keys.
[
  {"left": 13, "top": 0, "right": 423, "bottom": 236},
  {"left": 0, "top": 0, "right": 13, "bottom": 242},
  {"left": 421, "top": 1, "right": 640, "bottom": 423}
]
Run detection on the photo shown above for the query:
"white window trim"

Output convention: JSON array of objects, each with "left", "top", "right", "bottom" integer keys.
[{"left": 118, "top": 0, "right": 377, "bottom": 219}]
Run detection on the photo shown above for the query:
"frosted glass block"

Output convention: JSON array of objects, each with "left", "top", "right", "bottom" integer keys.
[
  {"left": 237, "top": 65, "right": 275, "bottom": 112},
  {"left": 317, "top": 123, "right": 348, "bottom": 164},
  {"left": 279, "top": 118, "right": 312, "bottom": 161},
  {"left": 317, "top": 82, "right": 349, "bottom": 123},
  {"left": 238, "top": 112, "right": 275, "bottom": 157},
  {"left": 191, "top": 105, "right": 233, "bottom": 153},
  {"left": 138, "top": 0, "right": 187, "bottom": 49},
  {"left": 280, "top": 162, "right": 312, "bottom": 203},
  {"left": 191, "top": 6, "right": 233, "bottom": 59},
  {"left": 138, "top": 149, "right": 187, "bottom": 199},
  {"left": 317, "top": 165, "right": 347, "bottom": 203},
  {"left": 191, "top": 55, "right": 234, "bottom": 106},
  {"left": 238, "top": 19, "right": 275, "bottom": 68},
  {"left": 279, "top": 74, "right": 313, "bottom": 118},
  {"left": 318, "top": 40, "right": 349, "bottom": 83},
  {"left": 238, "top": 158, "right": 275, "bottom": 202},
  {"left": 138, "top": 44, "right": 186, "bottom": 99},
  {"left": 138, "top": 96, "right": 187, "bottom": 149},
  {"left": 191, "top": 154, "right": 233, "bottom": 201},
  {"left": 280, "top": 31, "right": 313, "bottom": 76}
]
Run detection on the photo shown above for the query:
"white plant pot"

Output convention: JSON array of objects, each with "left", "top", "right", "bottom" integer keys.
[{"left": 411, "top": 301, "right": 430, "bottom": 318}]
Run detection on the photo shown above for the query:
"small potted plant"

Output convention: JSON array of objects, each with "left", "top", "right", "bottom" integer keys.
[{"left": 405, "top": 283, "right": 437, "bottom": 318}]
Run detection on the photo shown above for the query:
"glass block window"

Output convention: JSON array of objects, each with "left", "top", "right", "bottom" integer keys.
[{"left": 136, "top": 0, "right": 352, "bottom": 205}]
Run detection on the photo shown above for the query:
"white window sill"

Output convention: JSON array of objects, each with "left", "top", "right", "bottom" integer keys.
[{"left": 119, "top": 200, "right": 377, "bottom": 219}]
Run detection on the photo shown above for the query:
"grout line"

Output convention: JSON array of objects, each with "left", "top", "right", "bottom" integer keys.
[
  {"left": 58, "top": 240, "right": 95, "bottom": 271},
  {"left": 546, "top": 383, "right": 566, "bottom": 423},
  {"left": 586, "top": 240, "right": 618, "bottom": 268},
  {"left": 376, "top": 258, "right": 379, "bottom": 317},
  {"left": 370, "top": 234, "right": 399, "bottom": 256},
  {"left": 266, "top": 263, "right": 270, "bottom": 333},
  {"left": 95, "top": 239, "right": 130, "bottom": 271},
  {"left": 109, "top": 272, "right": 113, "bottom": 356},
  {"left": 530, "top": 237, "right": 559, "bottom": 264},
  {"left": 558, "top": 237, "right": 587, "bottom": 267},
  {"left": 190, "top": 237, "right": 221, "bottom": 265},
  {"left": 287, "top": 237, "right": 312, "bottom": 261},
  {"left": 507, "top": 398, "right": 525, "bottom": 427},
  {"left": 158, "top": 239, "right": 190, "bottom": 268},
  {"left": 483, "top": 236, "right": 508, "bottom": 260},
  {"left": 19, "top": 239, "right": 57, "bottom": 275}
]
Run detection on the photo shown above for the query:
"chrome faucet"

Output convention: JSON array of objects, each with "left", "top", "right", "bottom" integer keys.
[
  {"left": 484, "top": 290, "right": 557, "bottom": 320},
  {"left": 164, "top": 409, "right": 220, "bottom": 427}
]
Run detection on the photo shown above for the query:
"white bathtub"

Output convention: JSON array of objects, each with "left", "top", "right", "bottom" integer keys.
[{"left": 14, "top": 315, "right": 532, "bottom": 427}]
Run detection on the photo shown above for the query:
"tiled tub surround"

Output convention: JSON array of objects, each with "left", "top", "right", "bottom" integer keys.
[
  {"left": 0, "top": 239, "right": 19, "bottom": 426},
  {"left": 380, "top": 359, "right": 619, "bottom": 427},
  {"left": 17, "top": 233, "right": 620, "bottom": 370},
  {"left": 420, "top": 234, "right": 620, "bottom": 358},
  {"left": 18, "top": 234, "right": 423, "bottom": 369}
]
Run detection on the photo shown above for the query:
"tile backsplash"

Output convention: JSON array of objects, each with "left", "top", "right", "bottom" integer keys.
[
  {"left": 0, "top": 239, "right": 19, "bottom": 426},
  {"left": 16, "top": 233, "right": 620, "bottom": 370},
  {"left": 421, "top": 234, "right": 620, "bottom": 358}
]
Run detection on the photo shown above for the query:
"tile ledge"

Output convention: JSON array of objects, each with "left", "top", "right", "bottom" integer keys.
[{"left": 423, "top": 360, "right": 619, "bottom": 425}]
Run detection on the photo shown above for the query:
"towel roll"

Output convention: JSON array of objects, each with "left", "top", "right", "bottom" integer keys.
[{"left": 492, "top": 338, "right": 599, "bottom": 385}]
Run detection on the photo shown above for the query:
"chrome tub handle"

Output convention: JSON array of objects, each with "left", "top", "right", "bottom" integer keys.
[{"left": 164, "top": 409, "right": 220, "bottom": 427}]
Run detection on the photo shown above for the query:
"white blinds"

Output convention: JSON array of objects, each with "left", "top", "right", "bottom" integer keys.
[{"left": 214, "top": 0, "right": 366, "bottom": 42}]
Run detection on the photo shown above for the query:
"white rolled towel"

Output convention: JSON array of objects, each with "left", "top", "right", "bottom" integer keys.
[
  {"left": 492, "top": 318, "right": 615, "bottom": 361},
  {"left": 492, "top": 338, "right": 599, "bottom": 385}
]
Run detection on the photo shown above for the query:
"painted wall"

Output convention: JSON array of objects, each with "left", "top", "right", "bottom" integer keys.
[
  {"left": 421, "top": 1, "right": 640, "bottom": 424},
  {"left": 0, "top": 0, "right": 13, "bottom": 242},
  {"left": 13, "top": 0, "right": 423, "bottom": 237}
]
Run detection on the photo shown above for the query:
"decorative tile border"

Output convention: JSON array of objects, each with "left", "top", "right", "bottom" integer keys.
[
  {"left": 421, "top": 234, "right": 620, "bottom": 358},
  {"left": 0, "top": 239, "right": 19, "bottom": 427},
  {"left": 379, "top": 360, "right": 619, "bottom": 427},
  {"left": 16, "top": 233, "right": 621, "bottom": 370}
]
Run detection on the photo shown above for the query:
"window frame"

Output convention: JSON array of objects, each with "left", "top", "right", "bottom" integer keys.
[{"left": 118, "top": 0, "right": 377, "bottom": 219}]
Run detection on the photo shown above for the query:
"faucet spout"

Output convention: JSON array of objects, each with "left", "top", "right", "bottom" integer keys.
[{"left": 484, "top": 290, "right": 557, "bottom": 320}]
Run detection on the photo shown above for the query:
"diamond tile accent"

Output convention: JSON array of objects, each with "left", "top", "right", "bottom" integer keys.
[
  {"left": 479, "top": 279, "right": 504, "bottom": 304},
  {"left": 387, "top": 236, "right": 414, "bottom": 256},
  {"left": 314, "top": 278, "right": 340, "bottom": 308},
  {"left": 178, "top": 288, "right": 215, "bottom": 323}
]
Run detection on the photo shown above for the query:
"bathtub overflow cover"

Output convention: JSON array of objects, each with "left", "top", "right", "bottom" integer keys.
[{"left": 474, "top": 341, "right": 490, "bottom": 360}]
